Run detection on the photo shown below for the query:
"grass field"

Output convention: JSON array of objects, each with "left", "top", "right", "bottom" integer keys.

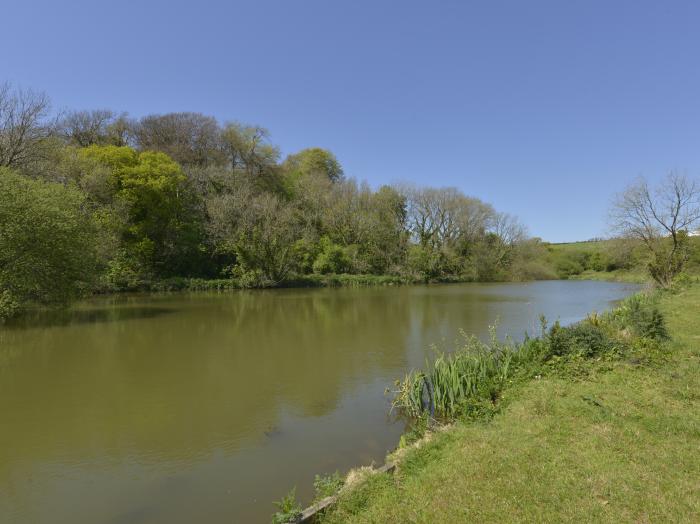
[
  {"left": 319, "top": 285, "right": 700, "bottom": 523},
  {"left": 545, "top": 237, "right": 700, "bottom": 283}
]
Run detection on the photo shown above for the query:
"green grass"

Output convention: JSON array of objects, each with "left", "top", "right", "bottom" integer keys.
[
  {"left": 548, "top": 239, "right": 617, "bottom": 252},
  {"left": 545, "top": 237, "right": 700, "bottom": 283},
  {"left": 568, "top": 268, "right": 649, "bottom": 283},
  {"left": 320, "top": 285, "right": 700, "bottom": 523}
]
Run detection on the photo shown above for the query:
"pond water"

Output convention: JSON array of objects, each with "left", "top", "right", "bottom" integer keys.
[{"left": 0, "top": 280, "right": 639, "bottom": 523}]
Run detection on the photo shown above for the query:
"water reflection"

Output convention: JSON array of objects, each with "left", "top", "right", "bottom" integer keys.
[
  {"left": 4, "top": 304, "right": 177, "bottom": 329},
  {"left": 0, "top": 281, "right": 639, "bottom": 523}
]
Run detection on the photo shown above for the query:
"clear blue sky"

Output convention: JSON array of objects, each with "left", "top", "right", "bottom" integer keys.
[{"left": 3, "top": 0, "right": 699, "bottom": 242}]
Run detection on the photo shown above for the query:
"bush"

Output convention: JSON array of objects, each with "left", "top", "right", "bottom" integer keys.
[
  {"left": 271, "top": 488, "right": 302, "bottom": 524},
  {"left": 393, "top": 291, "right": 668, "bottom": 423},
  {"left": 554, "top": 257, "right": 584, "bottom": 278},
  {"left": 613, "top": 294, "right": 669, "bottom": 341},
  {"left": 313, "top": 237, "right": 352, "bottom": 274},
  {"left": 547, "top": 321, "right": 618, "bottom": 358},
  {"left": 314, "top": 471, "right": 344, "bottom": 500},
  {"left": 0, "top": 290, "right": 20, "bottom": 321}
]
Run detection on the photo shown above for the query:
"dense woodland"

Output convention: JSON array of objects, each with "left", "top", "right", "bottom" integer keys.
[
  {"left": 1, "top": 83, "right": 697, "bottom": 320},
  {"left": 0, "top": 83, "right": 561, "bottom": 318}
]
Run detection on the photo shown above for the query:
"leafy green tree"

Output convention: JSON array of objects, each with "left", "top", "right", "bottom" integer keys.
[
  {"left": 0, "top": 169, "right": 99, "bottom": 319},
  {"left": 283, "top": 147, "right": 344, "bottom": 183},
  {"left": 220, "top": 122, "right": 283, "bottom": 193},
  {"left": 80, "top": 145, "right": 205, "bottom": 284},
  {"left": 313, "top": 236, "right": 351, "bottom": 274},
  {"left": 365, "top": 185, "right": 408, "bottom": 272},
  {"left": 207, "top": 190, "right": 306, "bottom": 284}
]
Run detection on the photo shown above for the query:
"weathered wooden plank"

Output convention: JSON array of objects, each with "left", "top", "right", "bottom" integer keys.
[
  {"left": 297, "top": 462, "right": 396, "bottom": 523},
  {"left": 299, "top": 495, "right": 336, "bottom": 522}
]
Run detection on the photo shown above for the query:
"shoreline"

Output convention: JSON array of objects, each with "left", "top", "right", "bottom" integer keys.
[
  {"left": 277, "top": 283, "right": 694, "bottom": 523},
  {"left": 98, "top": 270, "right": 647, "bottom": 294},
  {"left": 294, "top": 283, "right": 698, "bottom": 523}
]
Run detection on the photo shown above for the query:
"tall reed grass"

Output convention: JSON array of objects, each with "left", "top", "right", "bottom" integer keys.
[{"left": 393, "top": 292, "right": 668, "bottom": 422}]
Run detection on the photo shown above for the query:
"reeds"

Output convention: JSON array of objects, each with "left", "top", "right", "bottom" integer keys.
[
  {"left": 393, "top": 327, "right": 525, "bottom": 420},
  {"left": 392, "top": 293, "right": 665, "bottom": 422}
]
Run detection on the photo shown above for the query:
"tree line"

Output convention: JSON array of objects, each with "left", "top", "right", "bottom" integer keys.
[
  {"left": 5, "top": 82, "right": 697, "bottom": 320},
  {"left": 0, "top": 82, "right": 556, "bottom": 319}
]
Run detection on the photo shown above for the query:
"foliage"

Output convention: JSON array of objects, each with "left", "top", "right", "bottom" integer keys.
[
  {"left": 610, "top": 174, "right": 700, "bottom": 287},
  {"left": 285, "top": 274, "right": 408, "bottom": 288},
  {"left": 547, "top": 321, "right": 619, "bottom": 358},
  {"left": 313, "top": 471, "right": 345, "bottom": 501},
  {"left": 313, "top": 237, "right": 352, "bottom": 274},
  {"left": 80, "top": 145, "right": 206, "bottom": 284},
  {"left": 284, "top": 147, "right": 344, "bottom": 183},
  {"left": 393, "top": 291, "right": 667, "bottom": 422},
  {"left": 321, "top": 286, "right": 698, "bottom": 524},
  {"left": 543, "top": 237, "right": 697, "bottom": 283},
  {"left": 607, "top": 293, "right": 669, "bottom": 341},
  {"left": 0, "top": 289, "right": 20, "bottom": 320},
  {"left": 11, "top": 82, "right": 680, "bottom": 318},
  {"left": 0, "top": 169, "right": 99, "bottom": 319},
  {"left": 393, "top": 328, "right": 520, "bottom": 420},
  {"left": 271, "top": 488, "right": 303, "bottom": 524}
]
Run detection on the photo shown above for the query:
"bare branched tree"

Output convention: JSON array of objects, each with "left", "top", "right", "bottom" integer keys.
[
  {"left": 610, "top": 173, "right": 700, "bottom": 286},
  {"left": 400, "top": 184, "right": 496, "bottom": 249},
  {"left": 0, "top": 83, "right": 52, "bottom": 169},
  {"left": 58, "top": 109, "right": 116, "bottom": 146},
  {"left": 135, "top": 112, "right": 223, "bottom": 166}
]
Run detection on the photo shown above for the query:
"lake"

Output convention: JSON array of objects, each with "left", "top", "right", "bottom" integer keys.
[{"left": 0, "top": 280, "right": 639, "bottom": 523}]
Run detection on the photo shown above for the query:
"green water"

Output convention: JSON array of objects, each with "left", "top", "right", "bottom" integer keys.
[{"left": 0, "top": 280, "right": 639, "bottom": 523}]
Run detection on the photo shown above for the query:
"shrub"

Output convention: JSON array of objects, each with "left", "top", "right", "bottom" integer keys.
[
  {"left": 554, "top": 257, "right": 584, "bottom": 279},
  {"left": 313, "top": 471, "right": 344, "bottom": 500},
  {"left": 547, "top": 321, "right": 618, "bottom": 358},
  {"left": 611, "top": 294, "right": 669, "bottom": 341},
  {"left": 0, "top": 290, "right": 20, "bottom": 321},
  {"left": 271, "top": 488, "right": 302, "bottom": 524},
  {"left": 393, "top": 291, "right": 669, "bottom": 423},
  {"left": 313, "top": 237, "right": 351, "bottom": 274}
]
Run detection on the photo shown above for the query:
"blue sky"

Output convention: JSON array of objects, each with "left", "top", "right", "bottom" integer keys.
[{"left": 3, "top": 0, "right": 700, "bottom": 242}]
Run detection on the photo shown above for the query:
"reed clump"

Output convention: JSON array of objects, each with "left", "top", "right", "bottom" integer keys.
[{"left": 393, "top": 292, "right": 669, "bottom": 422}]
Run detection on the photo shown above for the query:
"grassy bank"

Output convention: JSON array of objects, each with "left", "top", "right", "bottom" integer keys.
[
  {"left": 546, "top": 237, "right": 700, "bottom": 282},
  {"left": 316, "top": 285, "right": 700, "bottom": 523},
  {"left": 569, "top": 268, "right": 649, "bottom": 283}
]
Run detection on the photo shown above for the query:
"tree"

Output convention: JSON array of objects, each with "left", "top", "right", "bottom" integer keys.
[
  {"left": 367, "top": 185, "right": 408, "bottom": 272},
  {"left": 80, "top": 145, "right": 204, "bottom": 283},
  {"left": 220, "top": 122, "right": 282, "bottom": 192},
  {"left": 283, "top": 148, "right": 344, "bottom": 183},
  {"left": 0, "top": 169, "right": 99, "bottom": 319},
  {"left": 56, "top": 109, "right": 133, "bottom": 147},
  {"left": 610, "top": 173, "right": 700, "bottom": 286},
  {"left": 105, "top": 114, "right": 135, "bottom": 147},
  {"left": 401, "top": 185, "right": 494, "bottom": 251},
  {"left": 0, "top": 83, "right": 52, "bottom": 169},
  {"left": 58, "top": 109, "right": 116, "bottom": 146},
  {"left": 134, "top": 112, "right": 222, "bottom": 166},
  {"left": 207, "top": 190, "right": 305, "bottom": 284},
  {"left": 471, "top": 213, "right": 527, "bottom": 280}
]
